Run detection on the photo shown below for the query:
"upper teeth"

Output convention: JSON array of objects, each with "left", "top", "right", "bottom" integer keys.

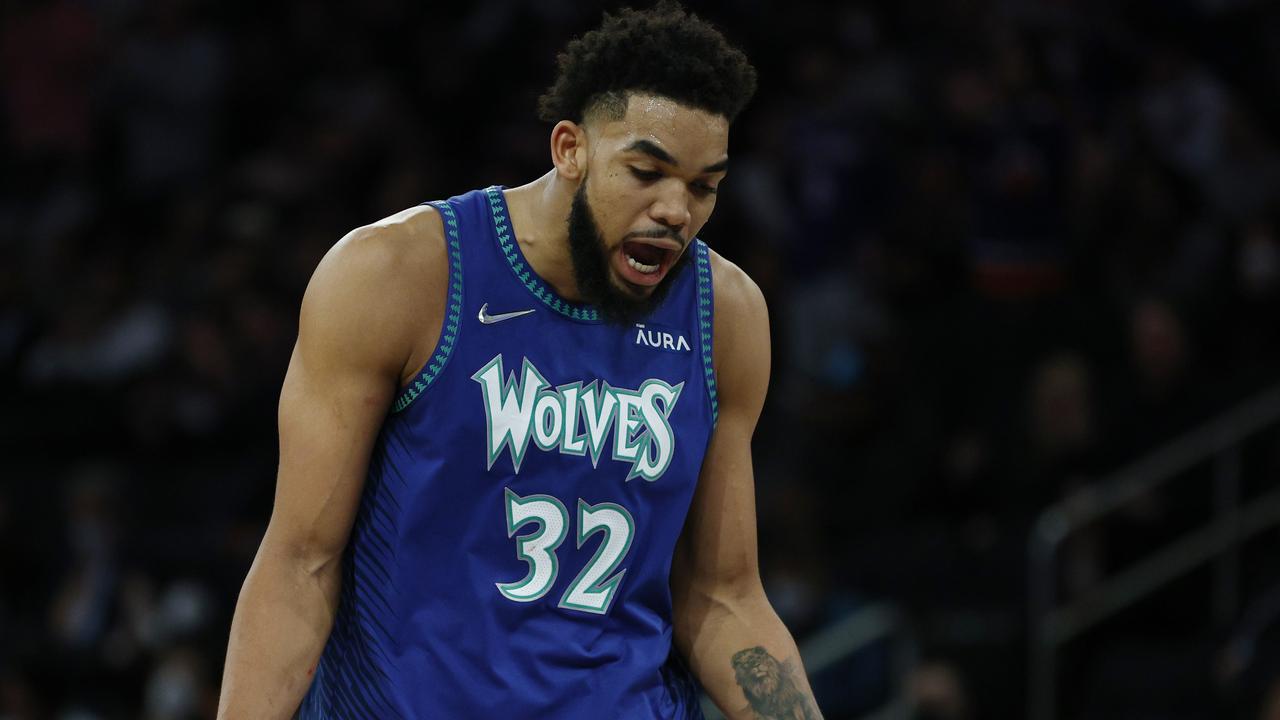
[{"left": 627, "top": 254, "right": 659, "bottom": 274}]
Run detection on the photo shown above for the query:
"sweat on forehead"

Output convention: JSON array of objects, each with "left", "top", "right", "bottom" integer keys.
[
  {"left": 581, "top": 90, "right": 722, "bottom": 125},
  {"left": 583, "top": 94, "right": 730, "bottom": 142}
]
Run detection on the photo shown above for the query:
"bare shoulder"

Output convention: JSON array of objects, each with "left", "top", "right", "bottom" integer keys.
[
  {"left": 301, "top": 205, "right": 447, "bottom": 382},
  {"left": 708, "top": 249, "right": 768, "bottom": 361},
  {"left": 707, "top": 248, "right": 770, "bottom": 409},
  {"left": 321, "top": 204, "right": 446, "bottom": 288}
]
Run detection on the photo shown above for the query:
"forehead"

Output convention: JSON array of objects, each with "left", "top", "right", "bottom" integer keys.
[{"left": 591, "top": 94, "right": 729, "bottom": 167}]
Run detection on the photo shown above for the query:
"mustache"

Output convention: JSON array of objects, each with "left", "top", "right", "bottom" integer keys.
[{"left": 625, "top": 226, "right": 685, "bottom": 245}]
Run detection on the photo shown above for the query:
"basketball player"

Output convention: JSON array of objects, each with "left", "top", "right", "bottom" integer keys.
[{"left": 218, "top": 5, "right": 821, "bottom": 718}]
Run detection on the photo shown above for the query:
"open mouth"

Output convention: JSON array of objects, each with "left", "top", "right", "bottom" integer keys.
[
  {"left": 622, "top": 239, "right": 673, "bottom": 275},
  {"left": 615, "top": 239, "right": 681, "bottom": 288}
]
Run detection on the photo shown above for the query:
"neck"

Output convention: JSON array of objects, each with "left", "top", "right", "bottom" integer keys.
[{"left": 504, "top": 170, "right": 583, "bottom": 301}]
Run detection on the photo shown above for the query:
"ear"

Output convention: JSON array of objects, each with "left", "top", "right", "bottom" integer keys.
[{"left": 550, "top": 120, "right": 588, "bottom": 181}]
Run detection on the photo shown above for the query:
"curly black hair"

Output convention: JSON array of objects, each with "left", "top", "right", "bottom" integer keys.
[{"left": 537, "top": 2, "right": 757, "bottom": 124}]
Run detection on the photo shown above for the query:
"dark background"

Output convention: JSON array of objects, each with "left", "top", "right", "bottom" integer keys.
[{"left": 3, "top": 0, "right": 1280, "bottom": 718}]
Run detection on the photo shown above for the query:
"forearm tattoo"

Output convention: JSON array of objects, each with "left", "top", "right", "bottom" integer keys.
[{"left": 730, "top": 646, "right": 822, "bottom": 720}]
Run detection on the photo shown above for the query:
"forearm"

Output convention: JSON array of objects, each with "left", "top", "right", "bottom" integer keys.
[
  {"left": 675, "top": 581, "right": 822, "bottom": 720},
  {"left": 217, "top": 541, "right": 342, "bottom": 719}
]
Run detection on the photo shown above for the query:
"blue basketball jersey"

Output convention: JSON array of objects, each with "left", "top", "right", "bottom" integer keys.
[{"left": 298, "top": 187, "right": 717, "bottom": 719}]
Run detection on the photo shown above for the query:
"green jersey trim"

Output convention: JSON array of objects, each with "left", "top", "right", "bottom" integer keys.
[
  {"left": 392, "top": 201, "right": 464, "bottom": 414},
  {"left": 484, "top": 186, "right": 601, "bottom": 323},
  {"left": 694, "top": 240, "right": 718, "bottom": 426}
]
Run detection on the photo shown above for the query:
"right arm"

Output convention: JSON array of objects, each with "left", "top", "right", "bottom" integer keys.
[{"left": 217, "top": 209, "right": 444, "bottom": 718}]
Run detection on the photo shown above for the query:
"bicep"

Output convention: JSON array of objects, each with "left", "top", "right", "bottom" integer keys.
[
  {"left": 263, "top": 230, "right": 426, "bottom": 570},
  {"left": 267, "top": 342, "right": 396, "bottom": 572}
]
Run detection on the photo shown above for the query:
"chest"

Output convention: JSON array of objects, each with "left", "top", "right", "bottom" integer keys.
[{"left": 446, "top": 315, "right": 708, "bottom": 486}]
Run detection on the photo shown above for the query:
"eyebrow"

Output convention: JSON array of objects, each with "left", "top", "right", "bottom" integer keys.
[
  {"left": 702, "top": 158, "right": 729, "bottom": 174},
  {"left": 624, "top": 139, "right": 729, "bottom": 174}
]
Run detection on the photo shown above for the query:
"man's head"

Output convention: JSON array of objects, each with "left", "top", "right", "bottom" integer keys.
[{"left": 539, "top": 3, "right": 756, "bottom": 323}]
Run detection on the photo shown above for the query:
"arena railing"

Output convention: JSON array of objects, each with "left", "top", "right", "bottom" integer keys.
[{"left": 1028, "top": 382, "right": 1280, "bottom": 720}]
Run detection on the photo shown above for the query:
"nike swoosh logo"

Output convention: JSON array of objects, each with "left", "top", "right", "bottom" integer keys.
[{"left": 478, "top": 303, "right": 536, "bottom": 325}]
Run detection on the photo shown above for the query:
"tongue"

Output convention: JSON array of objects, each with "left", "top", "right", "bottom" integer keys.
[{"left": 624, "top": 241, "right": 665, "bottom": 266}]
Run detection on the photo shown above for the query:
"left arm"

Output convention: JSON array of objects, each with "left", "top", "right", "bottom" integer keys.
[{"left": 671, "top": 253, "right": 822, "bottom": 720}]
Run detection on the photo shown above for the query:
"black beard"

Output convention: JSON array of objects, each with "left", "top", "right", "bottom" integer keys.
[{"left": 567, "top": 182, "right": 691, "bottom": 325}]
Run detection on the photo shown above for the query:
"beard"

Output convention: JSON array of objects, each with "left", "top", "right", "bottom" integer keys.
[{"left": 567, "top": 181, "right": 692, "bottom": 325}]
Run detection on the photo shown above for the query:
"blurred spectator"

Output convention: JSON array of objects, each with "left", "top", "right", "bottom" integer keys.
[
  {"left": 0, "top": 0, "right": 99, "bottom": 160},
  {"left": 1262, "top": 678, "right": 1280, "bottom": 720},
  {"left": 107, "top": 0, "right": 228, "bottom": 198},
  {"left": 1027, "top": 352, "right": 1097, "bottom": 478},
  {"left": 50, "top": 464, "right": 122, "bottom": 652},
  {"left": 909, "top": 660, "right": 972, "bottom": 720}
]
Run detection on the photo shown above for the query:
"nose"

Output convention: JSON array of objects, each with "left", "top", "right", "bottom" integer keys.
[{"left": 648, "top": 181, "right": 691, "bottom": 234}]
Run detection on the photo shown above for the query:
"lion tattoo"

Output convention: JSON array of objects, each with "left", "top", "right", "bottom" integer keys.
[{"left": 731, "top": 646, "right": 820, "bottom": 719}]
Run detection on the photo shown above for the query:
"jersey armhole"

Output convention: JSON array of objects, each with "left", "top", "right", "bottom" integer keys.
[
  {"left": 391, "top": 201, "right": 463, "bottom": 414},
  {"left": 694, "top": 240, "right": 718, "bottom": 427}
]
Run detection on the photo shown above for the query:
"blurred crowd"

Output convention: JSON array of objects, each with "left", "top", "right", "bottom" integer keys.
[{"left": 3, "top": 0, "right": 1280, "bottom": 718}]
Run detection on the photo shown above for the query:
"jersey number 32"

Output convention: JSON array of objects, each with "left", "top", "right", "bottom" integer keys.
[{"left": 497, "top": 488, "right": 635, "bottom": 615}]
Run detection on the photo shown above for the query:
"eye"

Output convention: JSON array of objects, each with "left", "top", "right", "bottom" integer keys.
[
  {"left": 690, "top": 182, "right": 718, "bottom": 198},
  {"left": 629, "top": 167, "right": 662, "bottom": 183}
]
